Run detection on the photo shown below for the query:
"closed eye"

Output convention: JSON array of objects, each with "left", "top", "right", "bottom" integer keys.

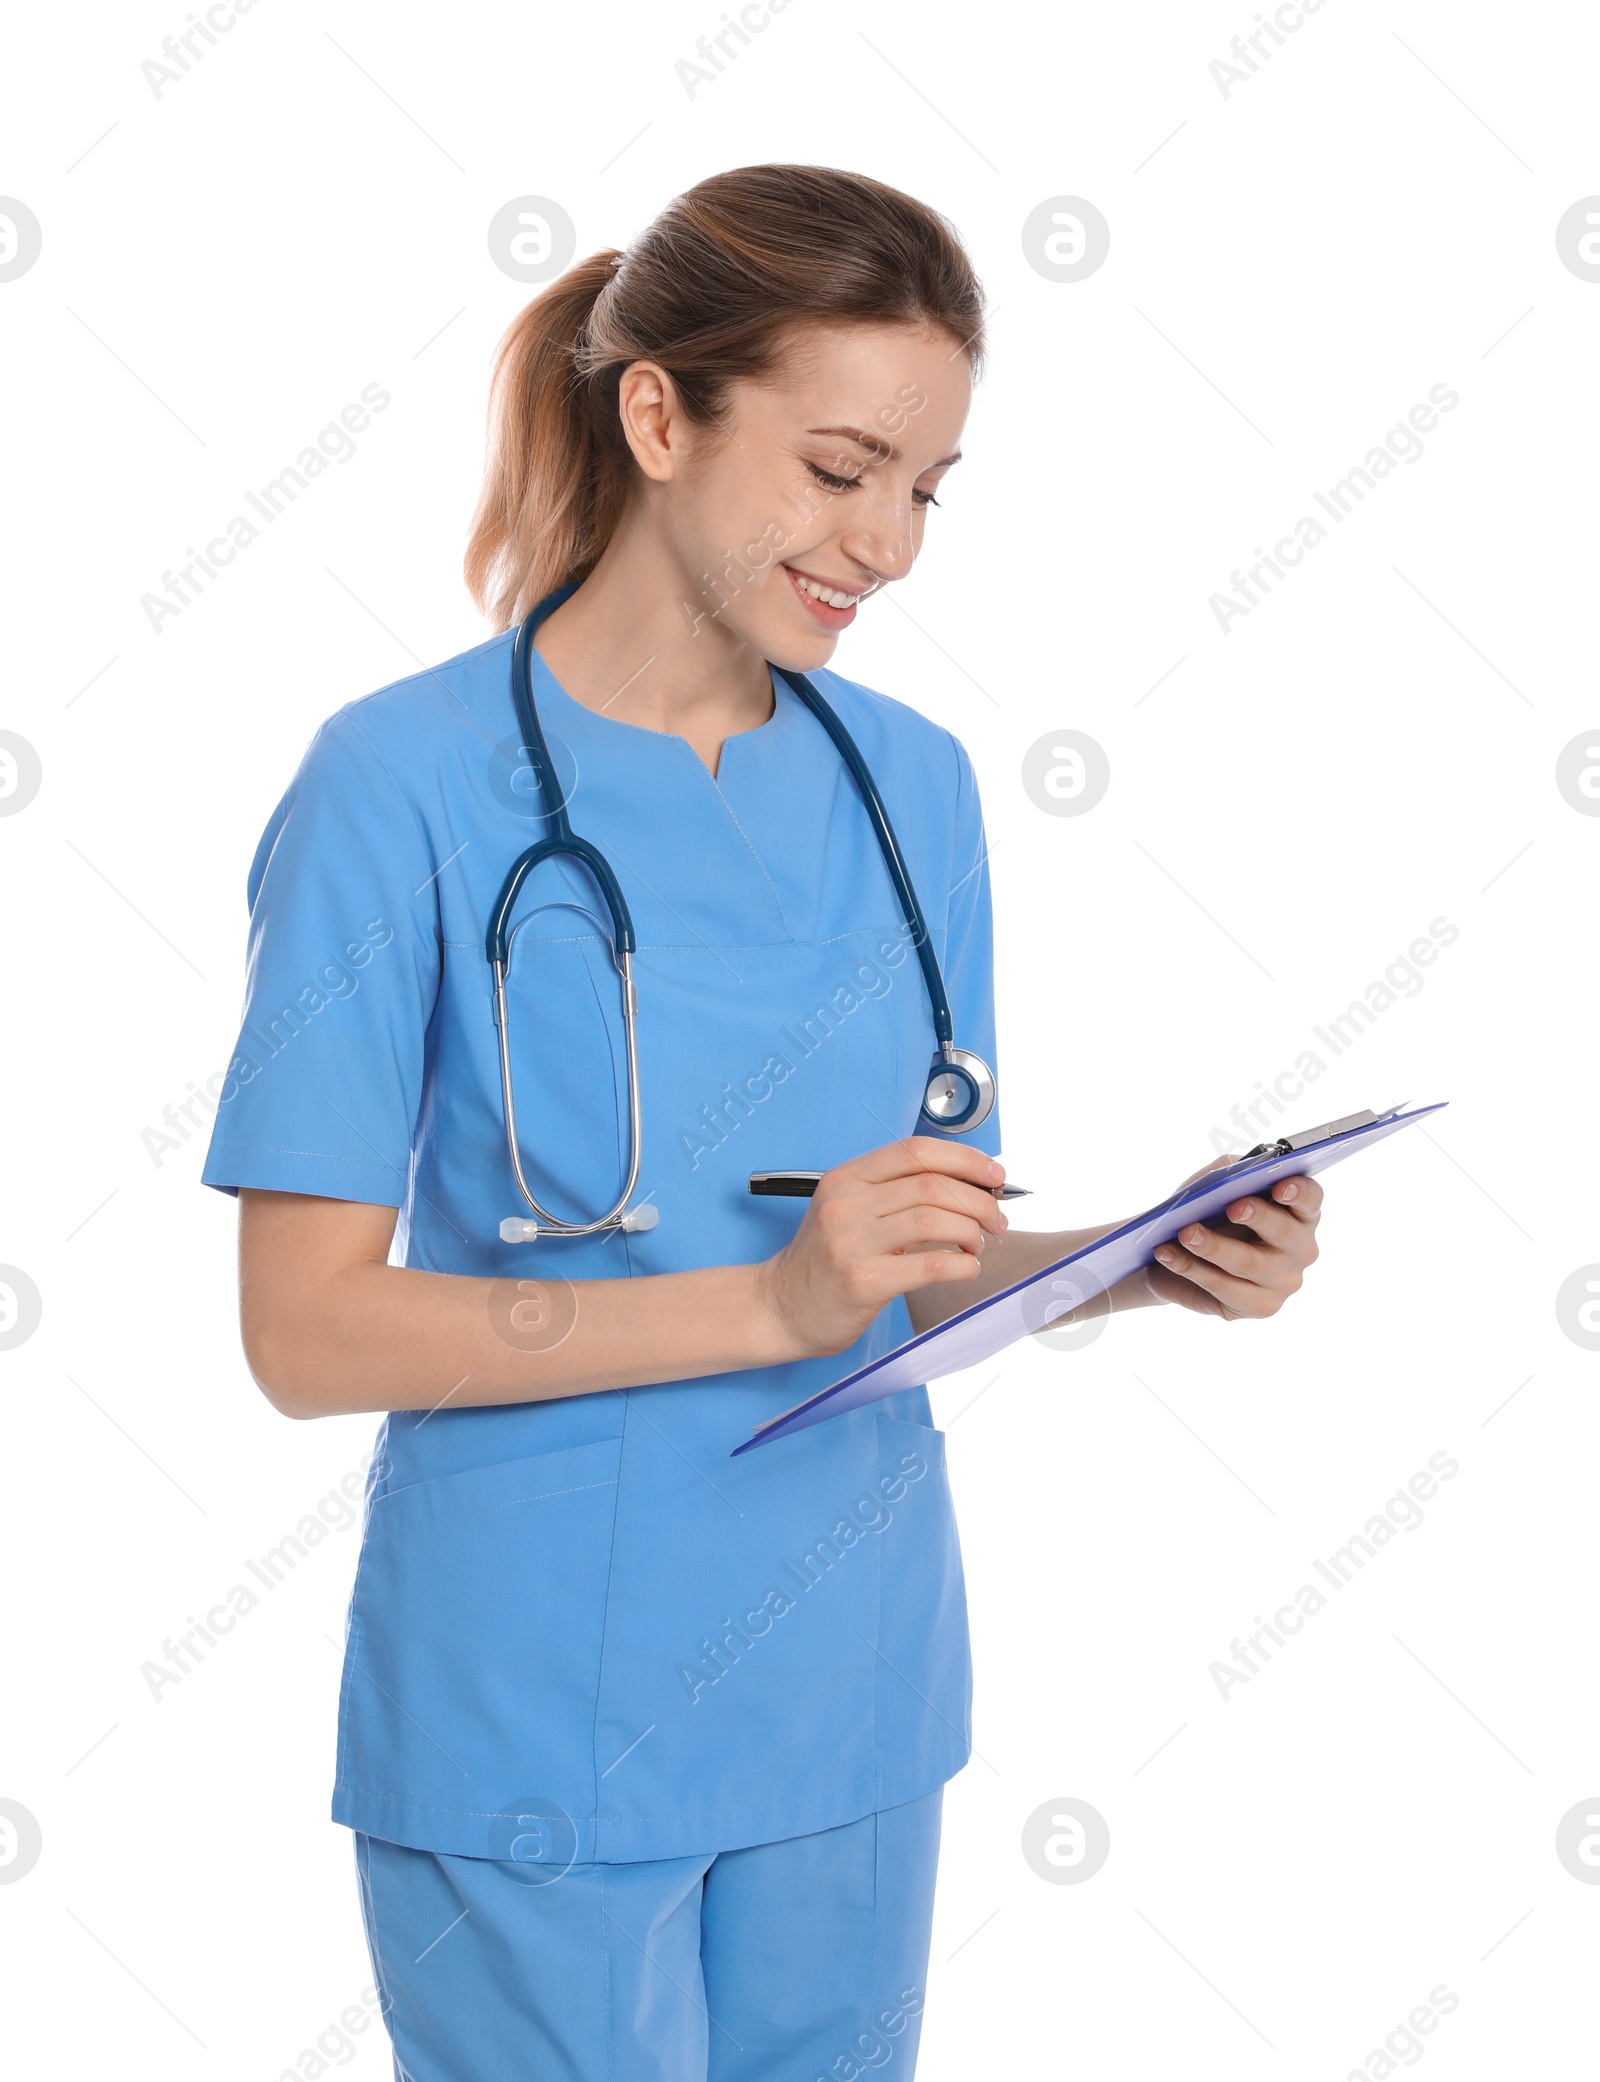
[
  {"left": 806, "top": 461, "right": 860, "bottom": 492},
  {"left": 805, "top": 460, "right": 943, "bottom": 507}
]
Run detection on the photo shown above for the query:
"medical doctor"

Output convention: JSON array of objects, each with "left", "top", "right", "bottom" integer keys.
[{"left": 204, "top": 164, "right": 1322, "bottom": 2082}]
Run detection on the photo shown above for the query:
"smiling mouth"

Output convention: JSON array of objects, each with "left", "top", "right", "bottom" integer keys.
[{"left": 783, "top": 563, "right": 880, "bottom": 626}]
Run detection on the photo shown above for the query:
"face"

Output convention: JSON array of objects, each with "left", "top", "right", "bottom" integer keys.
[{"left": 617, "top": 322, "right": 973, "bottom": 671}]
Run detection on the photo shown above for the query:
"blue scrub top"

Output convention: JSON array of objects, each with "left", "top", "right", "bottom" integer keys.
[{"left": 202, "top": 599, "right": 1003, "bottom": 1863}]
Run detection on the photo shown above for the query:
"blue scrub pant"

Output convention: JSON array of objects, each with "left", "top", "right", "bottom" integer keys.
[{"left": 354, "top": 1789, "right": 943, "bottom": 2082}]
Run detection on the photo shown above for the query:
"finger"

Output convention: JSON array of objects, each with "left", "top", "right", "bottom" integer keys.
[
  {"left": 1267, "top": 1173, "right": 1322, "bottom": 1221},
  {"left": 1219, "top": 1195, "right": 1306, "bottom": 1251},
  {"left": 894, "top": 1245, "right": 987, "bottom": 1294},
  {"left": 1150, "top": 1240, "right": 1282, "bottom": 1316},
  {"left": 1144, "top": 1257, "right": 1231, "bottom": 1317},
  {"left": 842, "top": 1134, "right": 1005, "bottom": 1193},
  {"left": 856, "top": 1171, "right": 1009, "bottom": 1235},
  {"left": 1168, "top": 1221, "right": 1277, "bottom": 1283},
  {"left": 874, "top": 1206, "right": 991, "bottom": 1259}
]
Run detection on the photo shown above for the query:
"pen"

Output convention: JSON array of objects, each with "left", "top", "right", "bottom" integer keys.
[{"left": 747, "top": 1170, "right": 1031, "bottom": 1200}]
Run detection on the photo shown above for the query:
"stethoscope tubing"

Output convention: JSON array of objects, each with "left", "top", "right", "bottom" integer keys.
[
  {"left": 488, "top": 597, "right": 992, "bottom": 1238},
  {"left": 491, "top": 948, "right": 645, "bottom": 1238},
  {"left": 769, "top": 667, "right": 955, "bottom": 1052}
]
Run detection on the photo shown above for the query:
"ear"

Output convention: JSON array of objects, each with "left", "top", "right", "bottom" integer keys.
[{"left": 616, "top": 359, "right": 689, "bottom": 484}]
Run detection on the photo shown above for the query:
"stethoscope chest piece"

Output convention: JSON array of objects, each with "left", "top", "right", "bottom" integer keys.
[{"left": 919, "top": 1047, "right": 996, "bottom": 1134}]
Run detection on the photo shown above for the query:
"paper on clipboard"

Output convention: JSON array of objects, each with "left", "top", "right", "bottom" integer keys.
[{"left": 732, "top": 1102, "right": 1445, "bottom": 1455}]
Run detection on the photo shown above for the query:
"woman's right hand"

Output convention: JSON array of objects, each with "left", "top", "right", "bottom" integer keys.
[
  {"left": 754, "top": 1136, "right": 1010, "bottom": 1360},
  {"left": 235, "top": 1142, "right": 1008, "bottom": 1421}
]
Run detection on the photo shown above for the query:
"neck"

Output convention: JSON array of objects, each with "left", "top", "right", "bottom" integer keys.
[{"left": 532, "top": 518, "right": 775, "bottom": 775}]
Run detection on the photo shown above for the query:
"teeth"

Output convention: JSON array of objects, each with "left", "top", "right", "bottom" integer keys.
[{"left": 794, "top": 572, "right": 858, "bottom": 609}]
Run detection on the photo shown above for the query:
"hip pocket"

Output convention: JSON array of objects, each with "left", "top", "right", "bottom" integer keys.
[
  {"left": 339, "top": 1434, "right": 622, "bottom": 1823},
  {"left": 870, "top": 1410, "right": 971, "bottom": 1753}
]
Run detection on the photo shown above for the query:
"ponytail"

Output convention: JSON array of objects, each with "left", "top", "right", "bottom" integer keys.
[
  {"left": 464, "top": 167, "right": 986, "bottom": 631},
  {"left": 464, "top": 250, "right": 630, "bottom": 631}
]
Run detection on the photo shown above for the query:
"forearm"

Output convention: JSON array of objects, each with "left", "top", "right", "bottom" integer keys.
[
  {"left": 239, "top": 1150, "right": 1108, "bottom": 1424},
  {"left": 246, "top": 1257, "right": 794, "bottom": 1420},
  {"left": 904, "top": 1221, "right": 1161, "bottom": 1336}
]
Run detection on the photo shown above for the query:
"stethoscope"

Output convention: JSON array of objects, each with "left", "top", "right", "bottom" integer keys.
[{"left": 489, "top": 593, "right": 996, "bottom": 1242}]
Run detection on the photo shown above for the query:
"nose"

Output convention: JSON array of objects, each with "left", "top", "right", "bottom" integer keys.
[{"left": 838, "top": 482, "right": 919, "bottom": 585}]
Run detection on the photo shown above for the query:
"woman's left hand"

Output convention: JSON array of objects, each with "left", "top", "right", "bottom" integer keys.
[{"left": 1144, "top": 1168, "right": 1323, "bottom": 1320}]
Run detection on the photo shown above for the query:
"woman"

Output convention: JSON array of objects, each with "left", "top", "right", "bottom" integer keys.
[{"left": 205, "top": 165, "right": 1320, "bottom": 2082}]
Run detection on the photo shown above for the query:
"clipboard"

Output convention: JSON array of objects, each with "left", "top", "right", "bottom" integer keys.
[{"left": 732, "top": 1102, "right": 1445, "bottom": 1454}]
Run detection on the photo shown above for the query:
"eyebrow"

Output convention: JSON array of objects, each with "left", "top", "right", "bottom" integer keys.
[{"left": 804, "top": 425, "right": 962, "bottom": 470}]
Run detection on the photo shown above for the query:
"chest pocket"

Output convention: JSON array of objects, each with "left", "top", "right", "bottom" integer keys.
[{"left": 632, "top": 929, "right": 927, "bottom": 1192}]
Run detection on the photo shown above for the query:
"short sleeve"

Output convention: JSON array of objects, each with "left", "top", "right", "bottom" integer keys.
[
  {"left": 940, "top": 733, "right": 1003, "bottom": 1160},
  {"left": 201, "top": 711, "right": 443, "bottom": 1207}
]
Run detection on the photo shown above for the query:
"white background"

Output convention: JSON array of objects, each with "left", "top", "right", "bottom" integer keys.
[{"left": 3, "top": 0, "right": 1597, "bottom": 2074}]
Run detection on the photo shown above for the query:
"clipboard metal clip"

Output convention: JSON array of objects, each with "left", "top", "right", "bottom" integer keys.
[{"left": 1239, "top": 1102, "right": 1403, "bottom": 1162}]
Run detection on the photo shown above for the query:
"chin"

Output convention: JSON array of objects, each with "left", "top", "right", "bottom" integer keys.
[
  {"left": 726, "top": 600, "right": 841, "bottom": 675},
  {"left": 764, "top": 629, "right": 841, "bottom": 675}
]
